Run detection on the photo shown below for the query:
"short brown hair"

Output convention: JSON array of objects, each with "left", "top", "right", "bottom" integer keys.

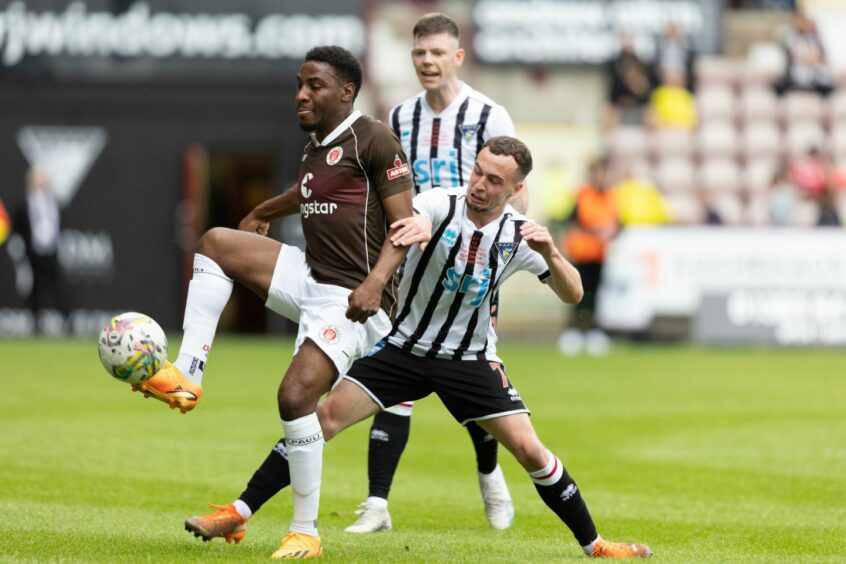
[
  {"left": 482, "top": 136, "right": 533, "bottom": 180},
  {"left": 413, "top": 13, "right": 460, "bottom": 40}
]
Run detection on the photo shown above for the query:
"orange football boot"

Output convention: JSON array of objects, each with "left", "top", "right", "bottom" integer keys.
[
  {"left": 589, "top": 538, "right": 653, "bottom": 559},
  {"left": 131, "top": 361, "right": 202, "bottom": 413},
  {"left": 185, "top": 502, "right": 248, "bottom": 544}
]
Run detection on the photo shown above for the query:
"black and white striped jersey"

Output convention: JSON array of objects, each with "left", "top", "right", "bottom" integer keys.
[
  {"left": 388, "top": 83, "right": 515, "bottom": 194},
  {"left": 387, "top": 188, "right": 551, "bottom": 362}
]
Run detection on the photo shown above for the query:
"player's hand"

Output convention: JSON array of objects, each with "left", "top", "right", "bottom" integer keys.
[
  {"left": 390, "top": 215, "right": 432, "bottom": 251},
  {"left": 238, "top": 212, "right": 270, "bottom": 236},
  {"left": 346, "top": 278, "right": 383, "bottom": 324},
  {"left": 520, "top": 222, "right": 556, "bottom": 257}
]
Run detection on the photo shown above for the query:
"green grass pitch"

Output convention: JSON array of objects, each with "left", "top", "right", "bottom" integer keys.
[{"left": 2, "top": 337, "right": 844, "bottom": 562}]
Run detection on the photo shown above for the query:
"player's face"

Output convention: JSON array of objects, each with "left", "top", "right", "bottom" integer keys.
[
  {"left": 411, "top": 32, "right": 464, "bottom": 92},
  {"left": 295, "top": 61, "right": 354, "bottom": 136},
  {"left": 467, "top": 148, "right": 523, "bottom": 217}
]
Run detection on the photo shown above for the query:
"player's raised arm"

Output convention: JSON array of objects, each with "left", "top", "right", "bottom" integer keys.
[
  {"left": 238, "top": 183, "right": 300, "bottom": 235},
  {"left": 520, "top": 221, "right": 584, "bottom": 304},
  {"left": 346, "top": 190, "right": 414, "bottom": 323}
]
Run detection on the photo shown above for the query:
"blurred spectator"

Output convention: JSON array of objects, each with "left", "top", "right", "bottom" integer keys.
[
  {"left": 767, "top": 167, "right": 800, "bottom": 226},
  {"left": 816, "top": 190, "right": 842, "bottom": 226},
  {"left": 558, "top": 159, "right": 620, "bottom": 357},
  {"left": 611, "top": 171, "right": 673, "bottom": 226},
  {"left": 0, "top": 196, "right": 9, "bottom": 245},
  {"left": 605, "top": 30, "right": 654, "bottom": 128},
  {"left": 696, "top": 188, "right": 724, "bottom": 225},
  {"left": 654, "top": 22, "right": 696, "bottom": 92},
  {"left": 13, "top": 167, "right": 67, "bottom": 331},
  {"left": 647, "top": 69, "right": 697, "bottom": 129},
  {"left": 788, "top": 146, "right": 832, "bottom": 200},
  {"left": 774, "top": 11, "right": 833, "bottom": 97}
]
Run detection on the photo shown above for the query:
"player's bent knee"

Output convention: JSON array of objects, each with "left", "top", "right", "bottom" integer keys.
[
  {"left": 197, "top": 227, "right": 230, "bottom": 260},
  {"left": 508, "top": 438, "right": 548, "bottom": 470},
  {"left": 315, "top": 402, "right": 342, "bottom": 441}
]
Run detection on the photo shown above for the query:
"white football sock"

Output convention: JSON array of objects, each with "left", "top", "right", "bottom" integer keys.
[
  {"left": 282, "top": 413, "right": 324, "bottom": 537},
  {"left": 174, "top": 253, "right": 233, "bottom": 385},
  {"left": 233, "top": 499, "right": 252, "bottom": 520}
]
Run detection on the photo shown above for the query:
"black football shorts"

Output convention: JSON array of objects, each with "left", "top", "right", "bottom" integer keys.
[{"left": 343, "top": 343, "right": 529, "bottom": 425}]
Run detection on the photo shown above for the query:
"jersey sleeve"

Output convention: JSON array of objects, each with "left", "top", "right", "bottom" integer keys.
[
  {"left": 513, "top": 222, "right": 551, "bottom": 283},
  {"left": 364, "top": 122, "right": 414, "bottom": 199},
  {"left": 411, "top": 188, "right": 451, "bottom": 226},
  {"left": 484, "top": 105, "right": 516, "bottom": 138}
]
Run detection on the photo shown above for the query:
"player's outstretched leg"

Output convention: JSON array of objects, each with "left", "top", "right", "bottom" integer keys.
[
  {"left": 132, "top": 250, "right": 232, "bottom": 412},
  {"left": 345, "top": 405, "right": 412, "bottom": 533},
  {"left": 479, "top": 414, "right": 652, "bottom": 559},
  {"left": 467, "top": 422, "right": 514, "bottom": 529}
]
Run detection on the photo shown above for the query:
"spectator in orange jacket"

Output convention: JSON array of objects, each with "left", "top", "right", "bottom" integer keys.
[{"left": 559, "top": 158, "right": 620, "bottom": 356}]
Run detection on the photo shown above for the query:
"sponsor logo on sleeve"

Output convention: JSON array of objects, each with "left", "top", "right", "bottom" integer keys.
[
  {"left": 326, "top": 146, "right": 343, "bottom": 165},
  {"left": 387, "top": 154, "right": 410, "bottom": 180}
]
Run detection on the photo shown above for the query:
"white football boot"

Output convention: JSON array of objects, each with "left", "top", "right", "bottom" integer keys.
[
  {"left": 344, "top": 496, "right": 392, "bottom": 533},
  {"left": 479, "top": 464, "right": 515, "bottom": 530}
]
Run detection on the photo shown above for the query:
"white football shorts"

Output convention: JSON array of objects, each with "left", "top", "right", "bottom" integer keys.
[{"left": 265, "top": 244, "right": 392, "bottom": 377}]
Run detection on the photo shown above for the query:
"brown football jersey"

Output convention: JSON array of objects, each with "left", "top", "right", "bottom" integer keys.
[{"left": 298, "top": 111, "right": 413, "bottom": 316}]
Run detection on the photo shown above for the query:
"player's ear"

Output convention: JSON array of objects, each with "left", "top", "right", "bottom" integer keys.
[
  {"left": 455, "top": 47, "right": 465, "bottom": 68},
  {"left": 340, "top": 82, "right": 355, "bottom": 103}
]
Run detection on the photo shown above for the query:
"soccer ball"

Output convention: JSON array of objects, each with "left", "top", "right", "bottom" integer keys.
[{"left": 98, "top": 312, "right": 168, "bottom": 384}]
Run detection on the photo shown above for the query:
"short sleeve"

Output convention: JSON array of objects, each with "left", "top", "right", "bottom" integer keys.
[
  {"left": 412, "top": 188, "right": 452, "bottom": 227},
  {"left": 364, "top": 122, "right": 414, "bottom": 199},
  {"left": 484, "top": 105, "right": 516, "bottom": 138}
]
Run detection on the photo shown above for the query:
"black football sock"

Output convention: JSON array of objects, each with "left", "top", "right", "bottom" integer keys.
[
  {"left": 237, "top": 438, "right": 291, "bottom": 514},
  {"left": 530, "top": 451, "right": 598, "bottom": 546},
  {"left": 466, "top": 421, "right": 498, "bottom": 475},
  {"left": 367, "top": 411, "right": 411, "bottom": 500}
]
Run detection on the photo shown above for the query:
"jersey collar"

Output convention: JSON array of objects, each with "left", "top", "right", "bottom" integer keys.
[
  {"left": 421, "top": 82, "right": 469, "bottom": 116},
  {"left": 312, "top": 110, "right": 362, "bottom": 147}
]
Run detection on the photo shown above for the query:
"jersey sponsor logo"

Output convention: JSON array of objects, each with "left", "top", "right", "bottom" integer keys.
[
  {"left": 441, "top": 228, "right": 459, "bottom": 247},
  {"left": 319, "top": 324, "right": 340, "bottom": 345},
  {"left": 442, "top": 266, "right": 491, "bottom": 308},
  {"left": 459, "top": 124, "right": 479, "bottom": 142},
  {"left": 300, "top": 201, "right": 338, "bottom": 218},
  {"left": 387, "top": 154, "right": 410, "bottom": 180},
  {"left": 412, "top": 149, "right": 459, "bottom": 188},
  {"left": 300, "top": 172, "right": 314, "bottom": 198},
  {"left": 326, "top": 146, "right": 343, "bottom": 165},
  {"left": 494, "top": 242, "right": 518, "bottom": 265}
]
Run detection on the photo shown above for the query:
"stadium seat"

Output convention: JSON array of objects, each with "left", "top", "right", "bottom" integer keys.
[
  {"left": 664, "top": 192, "right": 701, "bottom": 224},
  {"left": 697, "top": 86, "right": 737, "bottom": 123},
  {"left": 712, "top": 193, "right": 745, "bottom": 225},
  {"left": 785, "top": 122, "right": 826, "bottom": 157},
  {"left": 783, "top": 92, "right": 825, "bottom": 125},
  {"left": 655, "top": 157, "right": 696, "bottom": 193},
  {"left": 697, "top": 122, "right": 740, "bottom": 159},
  {"left": 699, "top": 158, "right": 741, "bottom": 193},
  {"left": 741, "top": 122, "right": 783, "bottom": 160},
  {"left": 649, "top": 128, "right": 694, "bottom": 160},
  {"left": 739, "top": 87, "right": 780, "bottom": 125},
  {"left": 826, "top": 124, "right": 846, "bottom": 162},
  {"left": 743, "top": 158, "right": 779, "bottom": 195},
  {"left": 827, "top": 91, "right": 846, "bottom": 125},
  {"left": 696, "top": 57, "right": 744, "bottom": 89},
  {"left": 607, "top": 126, "right": 648, "bottom": 160},
  {"left": 743, "top": 42, "right": 787, "bottom": 87}
]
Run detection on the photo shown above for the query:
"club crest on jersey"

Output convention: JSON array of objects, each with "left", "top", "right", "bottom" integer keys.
[
  {"left": 319, "top": 325, "right": 340, "bottom": 345},
  {"left": 494, "top": 242, "right": 518, "bottom": 264},
  {"left": 387, "top": 154, "right": 410, "bottom": 180},
  {"left": 460, "top": 124, "right": 479, "bottom": 142},
  {"left": 326, "top": 146, "right": 343, "bottom": 165}
]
